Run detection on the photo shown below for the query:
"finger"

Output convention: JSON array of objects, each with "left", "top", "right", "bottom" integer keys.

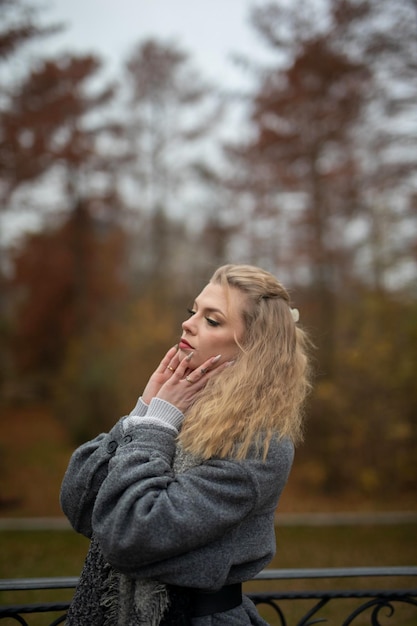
[
  {"left": 194, "top": 354, "right": 222, "bottom": 379},
  {"left": 187, "top": 364, "right": 210, "bottom": 383},
  {"left": 158, "top": 346, "right": 178, "bottom": 372},
  {"left": 184, "top": 354, "right": 224, "bottom": 384},
  {"left": 166, "top": 351, "right": 181, "bottom": 373},
  {"left": 175, "top": 352, "right": 194, "bottom": 379}
]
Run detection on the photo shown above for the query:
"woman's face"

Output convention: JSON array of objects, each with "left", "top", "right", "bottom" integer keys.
[{"left": 179, "top": 282, "right": 246, "bottom": 369}]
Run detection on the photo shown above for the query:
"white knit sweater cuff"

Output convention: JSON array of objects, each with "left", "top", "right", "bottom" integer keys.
[
  {"left": 129, "top": 397, "right": 148, "bottom": 417},
  {"left": 124, "top": 398, "right": 184, "bottom": 433}
]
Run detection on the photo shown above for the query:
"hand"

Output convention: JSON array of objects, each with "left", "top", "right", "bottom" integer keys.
[
  {"left": 156, "top": 353, "right": 227, "bottom": 414},
  {"left": 142, "top": 345, "right": 181, "bottom": 404}
]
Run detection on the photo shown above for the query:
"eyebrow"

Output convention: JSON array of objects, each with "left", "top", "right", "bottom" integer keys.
[{"left": 193, "top": 300, "right": 226, "bottom": 318}]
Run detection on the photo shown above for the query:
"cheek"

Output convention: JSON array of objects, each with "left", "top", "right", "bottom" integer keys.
[{"left": 220, "top": 334, "right": 240, "bottom": 358}]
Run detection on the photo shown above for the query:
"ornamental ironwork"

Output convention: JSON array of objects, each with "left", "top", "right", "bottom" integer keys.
[{"left": 0, "top": 567, "right": 416, "bottom": 625}]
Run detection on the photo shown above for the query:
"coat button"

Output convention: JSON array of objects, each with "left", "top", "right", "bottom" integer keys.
[
  {"left": 122, "top": 434, "right": 133, "bottom": 444},
  {"left": 107, "top": 440, "right": 118, "bottom": 454}
]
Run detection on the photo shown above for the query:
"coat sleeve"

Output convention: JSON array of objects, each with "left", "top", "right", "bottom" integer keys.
[
  {"left": 90, "top": 422, "right": 277, "bottom": 574},
  {"left": 60, "top": 400, "right": 150, "bottom": 537},
  {"left": 60, "top": 418, "right": 127, "bottom": 537}
]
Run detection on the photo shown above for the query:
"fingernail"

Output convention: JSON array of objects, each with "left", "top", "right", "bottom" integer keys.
[
  {"left": 225, "top": 360, "right": 235, "bottom": 367},
  {"left": 211, "top": 354, "right": 222, "bottom": 364},
  {"left": 186, "top": 351, "right": 194, "bottom": 361}
]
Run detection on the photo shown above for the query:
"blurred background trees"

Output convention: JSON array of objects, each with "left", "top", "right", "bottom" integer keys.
[{"left": 1, "top": 0, "right": 416, "bottom": 506}]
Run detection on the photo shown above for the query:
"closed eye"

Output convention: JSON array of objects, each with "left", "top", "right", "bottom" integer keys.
[{"left": 187, "top": 308, "right": 220, "bottom": 327}]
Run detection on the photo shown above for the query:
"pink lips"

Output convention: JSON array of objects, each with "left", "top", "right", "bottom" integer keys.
[{"left": 179, "top": 338, "right": 193, "bottom": 350}]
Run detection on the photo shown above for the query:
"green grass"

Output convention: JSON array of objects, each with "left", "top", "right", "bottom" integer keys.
[{"left": 1, "top": 524, "right": 416, "bottom": 625}]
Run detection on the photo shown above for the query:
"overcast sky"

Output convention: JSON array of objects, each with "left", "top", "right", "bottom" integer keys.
[{"left": 42, "top": 0, "right": 270, "bottom": 89}]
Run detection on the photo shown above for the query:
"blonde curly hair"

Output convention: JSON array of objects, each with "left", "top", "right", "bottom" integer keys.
[{"left": 179, "top": 264, "right": 312, "bottom": 460}]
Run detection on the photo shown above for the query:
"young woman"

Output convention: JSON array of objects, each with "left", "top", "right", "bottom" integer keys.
[{"left": 60, "top": 264, "right": 312, "bottom": 625}]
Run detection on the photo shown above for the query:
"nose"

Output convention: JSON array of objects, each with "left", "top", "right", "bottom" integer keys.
[{"left": 182, "top": 316, "right": 195, "bottom": 334}]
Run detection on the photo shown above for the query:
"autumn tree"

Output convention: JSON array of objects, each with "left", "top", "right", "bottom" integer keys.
[
  {"left": 333, "top": 0, "right": 417, "bottom": 292},
  {"left": 0, "top": 0, "right": 63, "bottom": 203},
  {"left": 228, "top": 6, "right": 369, "bottom": 375},
  {"left": 0, "top": 0, "right": 58, "bottom": 58},
  {"left": 11, "top": 203, "right": 128, "bottom": 382},
  {"left": 225, "top": 0, "right": 417, "bottom": 498},
  {"left": 301, "top": 288, "right": 417, "bottom": 499},
  {"left": 0, "top": 0, "right": 63, "bottom": 394},
  {"left": 120, "top": 39, "right": 223, "bottom": 293},
  {"left": 228, "top": 0, "right": 416, "bottom": 371},
  {"left": 5, "top": 53, "right": 124, "bottom": 322},
  {"left": 1, "top": 52, "right": 121, "bottom": 202},
  {"left": 0, "top": 0, "right": 131, "bottom": 409}
]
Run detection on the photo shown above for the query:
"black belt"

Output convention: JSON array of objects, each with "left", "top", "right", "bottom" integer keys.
[{"left": 189, "top": 582, "right": 242, "bottom": 617}]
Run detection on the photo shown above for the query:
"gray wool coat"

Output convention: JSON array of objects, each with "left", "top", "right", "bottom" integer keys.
[{"left": 60, "top": 398, "right": 294, "bottom": 625}]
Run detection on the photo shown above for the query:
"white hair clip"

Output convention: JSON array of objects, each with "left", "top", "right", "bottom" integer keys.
[{"left": 290, "top": 308, "right": 300, "bottom": 323}]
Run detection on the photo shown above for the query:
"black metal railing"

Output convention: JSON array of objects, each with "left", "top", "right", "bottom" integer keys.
[{"left": 1, "top": 567, "right": 416, "bottom": 625}]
